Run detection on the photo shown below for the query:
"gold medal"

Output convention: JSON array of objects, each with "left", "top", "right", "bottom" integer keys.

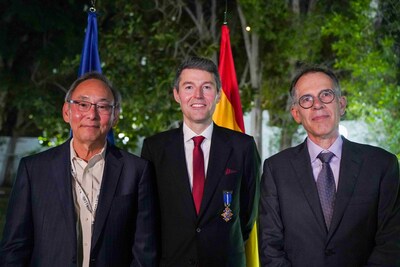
[{"left": 221, "top": 191, "right": 233, "bottom": 222}]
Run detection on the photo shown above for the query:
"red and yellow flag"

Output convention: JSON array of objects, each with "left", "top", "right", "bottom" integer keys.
[
  {"left": 213, "top": 25, "right": 245, "bottom": 132},
  {"left": 213, "top": 24, "right": 259, "bottom": 267}
]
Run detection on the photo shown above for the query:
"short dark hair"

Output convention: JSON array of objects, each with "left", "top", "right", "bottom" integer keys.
[
  {"left": 173, "top": 56, "right": 221, "bottom": 92},
  {"left": 65, "top": 72, "right": 121, "bottom": 107},
  {"left": 289, "top": 65, "right": 341, "bottom": 103}
]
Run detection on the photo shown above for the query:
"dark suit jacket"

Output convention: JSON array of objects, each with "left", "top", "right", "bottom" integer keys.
[
  {"left": 259, "top": 137, "right": 400, "bottom": 267},
  {"left": 141, "top": 124, "right": 260, "bottom": 267},
  {"left": 0, "top": 140, "right": 158, "bottom": 267}
]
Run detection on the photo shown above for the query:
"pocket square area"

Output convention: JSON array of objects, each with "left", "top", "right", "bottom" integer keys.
[{"left": 225, "top": 168, "right": 238, "bottom": 175}]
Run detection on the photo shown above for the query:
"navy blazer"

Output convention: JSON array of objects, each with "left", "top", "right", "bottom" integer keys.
[
  {"left": 0, "top": 140, "right": 158, "bottom": 267},
  {"left": 141, "top": 124, "right": 260, "bottom": 267},
  {"left": 259, "top": 137, "right": 400, "bottom": 267}
]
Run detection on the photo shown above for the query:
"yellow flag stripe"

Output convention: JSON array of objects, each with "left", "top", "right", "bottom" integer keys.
[
  {"left": 246, "top": 223, "right": 259, "bottom": 266},
  {"left": 213, "top": 89, "right": 242, "bottom": 132},
  {"left": 213, "top": 90, "right": 260, "bottom": 267}
]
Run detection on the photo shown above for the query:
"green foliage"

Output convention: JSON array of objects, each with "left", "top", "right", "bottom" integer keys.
[
  {"left": 235, "top": 0, "right": 400, "bottom": 154},
  {"left": 98, "top": 3, "right": 181, "bottom": 151},
  {"left": 0, "top": 0, "right": 86, "bottom": 140},
  {"left": 1, "top": 0, "right": 400, "bottom": 157},
  {"left": 322, "top": 0, "right": 400, "bottom": 155},
  {"left": 238, "top": 0, "right": 335, "bottom": 149},
  {"left": 41, "top": 1, "right": 229, "bottom": 152}
]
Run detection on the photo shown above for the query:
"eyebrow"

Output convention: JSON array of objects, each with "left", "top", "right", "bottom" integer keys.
[
  {"left": 300, "top": 89, "right": 333, "bottom": 95},
  {"left": 75, "top": 95, "right": 113, "bottom": 102},
  {"left": 181, "top": 81, "right": 215, "bottom": 86},
  {"left": 181, "top": 81, "right": 194, "bottom": 86}
]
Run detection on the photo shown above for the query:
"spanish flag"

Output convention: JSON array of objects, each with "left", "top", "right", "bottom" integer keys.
[{"left": 213, "top": 24, "right": 259, "bottom": 267}]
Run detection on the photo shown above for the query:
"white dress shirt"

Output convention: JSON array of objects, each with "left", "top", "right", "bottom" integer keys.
[
  {"left": 70, "top": 139, "right": 106, "bottom": 267},
  {"left": 183, "top": 122, "right": 213, "bottom": 190}
]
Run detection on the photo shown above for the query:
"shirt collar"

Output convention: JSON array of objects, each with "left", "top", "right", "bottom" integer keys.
[
  {"left": 70, "top": 138, "right": 107, "bottom": 164},
  {"left": 183, "top": 122, "right": 213, "bottom": 143},
  {"left": 307, "top": 135, "right": 343, "bottom": 162}
]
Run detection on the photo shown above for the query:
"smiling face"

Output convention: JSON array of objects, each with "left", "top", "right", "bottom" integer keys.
[
  {"left": 291, "top": 72, "right": 347, "bottom": 146},
  {"left": 173, "top": 68, "right": 220, "bottom": 133},
  {"left": 62, "top": 78, "right": 118, "bottom": 150}
]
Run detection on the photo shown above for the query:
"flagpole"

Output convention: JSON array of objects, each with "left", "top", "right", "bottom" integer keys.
[
  {"left": 213, "top": 5, "right": 259, "bottom": 266},
  {"left": 223, "top": 0, "right": 228, "bottom": 25}
]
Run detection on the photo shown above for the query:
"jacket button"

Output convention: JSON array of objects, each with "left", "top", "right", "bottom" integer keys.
[{"left": 196, "top": 228, "right": 201, "bottom": 233}]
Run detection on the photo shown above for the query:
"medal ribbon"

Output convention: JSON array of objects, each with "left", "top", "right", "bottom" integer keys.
[{"left": 223, "top": 191, "right": 232, "bottom": 207}]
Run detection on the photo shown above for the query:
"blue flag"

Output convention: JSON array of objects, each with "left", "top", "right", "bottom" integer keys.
[
  {"left": 78, "top": 10, "right": 101, "bottom": 76},
  {"left": 78, "top": 9, "right": 115, "bottom": 144}
]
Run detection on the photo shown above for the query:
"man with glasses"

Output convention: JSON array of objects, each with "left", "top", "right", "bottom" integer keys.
[
  {"left": 0, "top": 72, "right": 158, "bottom": 266},
  {"left": 259, "top": 65, "right": 400, "bottom": 266}
]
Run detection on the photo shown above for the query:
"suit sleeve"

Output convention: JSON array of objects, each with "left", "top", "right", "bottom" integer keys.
[
  {"left": 240, "top": 138, "right": 261, "bottom": 242},
  {"left": 258, "top": 159, "right": 291, "bottom": 267},
  {"left": 131, "top": 159, "right": 159, "bottom": 267},
  {"left": 367, "top": 154, "right": 400, "bottom": 266},
  {"left": 0, "top": 158, "right": 33, "bottom": 266},
  {"left": 140, "top": 139, "right": 152, "bottom": 162},
  {"left": 131, "top": 156, "right": 159, "bottom": 266}
]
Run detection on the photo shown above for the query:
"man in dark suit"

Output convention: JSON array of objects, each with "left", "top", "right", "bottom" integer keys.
[
  {"left": 259, "top": 65, "right": 400, "bottom": 266},
  {"left": 141, "top": 57, "right": 260, "bottom": 267},
  {"left": 0, "top": 72, "right": 158, "bottom": 266}
]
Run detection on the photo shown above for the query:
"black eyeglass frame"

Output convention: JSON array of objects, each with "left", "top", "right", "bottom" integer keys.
[{"left": 295, "top": 89, "right": 336, "bottom": 109}]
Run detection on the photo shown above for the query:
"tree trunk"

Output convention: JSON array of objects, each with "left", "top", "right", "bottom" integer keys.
[
  {"left": 3, "top": 136, "right": 17, "bottom": 186},
  {"left": 237, "top": 4, "right": 263, "bottom": 154}
]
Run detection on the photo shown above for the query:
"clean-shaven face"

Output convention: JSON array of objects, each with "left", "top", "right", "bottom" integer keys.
[
  {"left": 63, "top": 79, "right": 118, "bottom": 147},
  {"left": 173, "top": 68, "right": 220, "bottom": 129},
  {"left": 290, "top": 72, "right": 346, "bottom": 144}
]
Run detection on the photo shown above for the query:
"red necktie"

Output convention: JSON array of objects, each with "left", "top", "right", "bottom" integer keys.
[{"left": 192, "top": 136, "right": 205, "bottom": 215}]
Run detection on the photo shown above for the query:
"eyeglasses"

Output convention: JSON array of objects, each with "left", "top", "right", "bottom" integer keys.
[
  {"left": 66, "top": 99, "right": 116, "bottom": 115},
  {"left": 296, "top": 89, "right": 336, "bottom": 109}
]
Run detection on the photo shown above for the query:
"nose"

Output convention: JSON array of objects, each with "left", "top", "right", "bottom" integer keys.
[
  {"left": 193, "top": 87, "right": 204, "bottom": 98},
  {"left": 86, "top": 104, "right": 100, "bottom": 118},
  {"left": 312, "top": 96, "right": 324, "bottom": 109}
]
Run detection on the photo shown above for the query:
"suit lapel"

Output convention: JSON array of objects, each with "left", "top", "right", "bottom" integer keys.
[
  {"left": 53, "top": 141, "right": 77, "bottom": 250},
  {"left": 91, "top": 145, "right": 123, "bottom": 249},
  {"left": 165, "top": 128, "right": 198, "bottom": 221},
  {"left": 199, "top": 126, "right": 231, "bottom": 218},
  {"left": 327, "top": 138, "right": 362, "bottom": 241},
  {"left": 291, "top": 141, "right": 327, "bottom": 233}
]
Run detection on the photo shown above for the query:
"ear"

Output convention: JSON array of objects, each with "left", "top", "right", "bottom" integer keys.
[
  {"left": 215, "top": 90, "right": 221, "bottom": 104},
  {"left": 173, "top": 88, "right": 180, "bottom": 104},
  {"left": 111, "top": 109, "right": 120, "bottom": 127},
  {"left": 62, "top": 103, "right": 70, "bottom": 123},
  {"left": 290, "top": 105, "right": 302, "bottom": 124},
  {"left": 339, "top": 96, "right": 347, "bottom": 116}
]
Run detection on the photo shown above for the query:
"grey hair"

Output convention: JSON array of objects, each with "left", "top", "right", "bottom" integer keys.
[{"left": 289, "top": 65, "right": 341, "bottom": 104}]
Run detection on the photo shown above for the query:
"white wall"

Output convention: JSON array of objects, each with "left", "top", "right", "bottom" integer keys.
[{"left": 0, "top": 137, "right": 45, "bottom": 185}]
